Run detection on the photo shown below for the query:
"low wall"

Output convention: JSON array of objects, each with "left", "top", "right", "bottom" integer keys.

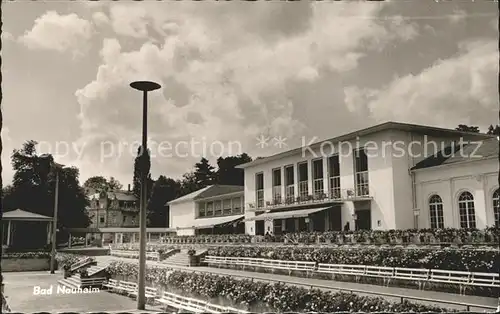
[
  {"left": 58, "top": 247, "right": 109, "bottom": 256},
  {"left": 1, "top": 257, "right": 51, "bottom": 272}
]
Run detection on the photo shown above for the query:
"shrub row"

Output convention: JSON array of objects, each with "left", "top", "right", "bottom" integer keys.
[
  {"left": 107, "top": 261, "right": 454, "bottom": 312},
  {"left": 206, "top": 246, "right": 499, "bottom": 273},
  {"left": 159, "top": 227, "right": 499, "bottom": 245},
  {"left": 2, "top": 251, "right": 51, "bottom": 259}
]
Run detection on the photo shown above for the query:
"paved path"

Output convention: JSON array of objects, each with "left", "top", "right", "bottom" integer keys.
[
  {"left": 97, "top": 255, "right": 498, "bottom": 312},
  {"left": 2, "top": 271, "right": 159, "bottom": 312}
]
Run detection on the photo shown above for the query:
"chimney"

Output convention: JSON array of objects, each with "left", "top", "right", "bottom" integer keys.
[{"left": 128, "top": 184, "right": 131, "bottom": 192}]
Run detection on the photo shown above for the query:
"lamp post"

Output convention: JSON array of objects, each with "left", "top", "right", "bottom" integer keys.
[
  {"left": 39, "top": 154, "right": 65, "bottom": 274},
  {"left": 130, "top": 80, "right": 161, "bottom": 310}
]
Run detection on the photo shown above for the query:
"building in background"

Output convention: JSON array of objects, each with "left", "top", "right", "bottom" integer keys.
[
  {"left": 168, "top": 185, "right": 245, "bottom": 236},
  {"left": 86, "top": 189, "right": 139, "bottom": 228},
  {"left": 412, "top": 137, "right": 499, "bottom": 229},
  {"left": 237, "top": 122, "right": 494, "bottom": 235}
]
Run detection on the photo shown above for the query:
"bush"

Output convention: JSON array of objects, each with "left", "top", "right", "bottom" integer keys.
[
  {"left": 107, "top": 261, "right": 454, "bottom": 313},
  {"left": 187, "top": 249, "right": 196, "bottom": 256},
  {"left": 206, "top": 246, "right": 499, "bottom": 273},
  {"left": 2, "top": 251, "right": 51, "bottom": 259}
]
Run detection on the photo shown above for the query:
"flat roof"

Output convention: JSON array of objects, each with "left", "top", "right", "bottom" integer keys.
[{"left": 236, "top": 121, "right": 493, "bottom": 169}]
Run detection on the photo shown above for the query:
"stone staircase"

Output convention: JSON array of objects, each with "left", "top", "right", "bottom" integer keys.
[
  {"left": 58, "top": 273, "right": 85, "bottom": 289},
  {"left": 161, "top": 250, "right": 191, "bottom": 267},
  {"left": 87, "top": 260, "right": 111, "bottom": 276}
]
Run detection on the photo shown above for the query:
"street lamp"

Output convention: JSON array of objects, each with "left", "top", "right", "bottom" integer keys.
[
  {"left": 130, "top": 80, "right": 161, "bottom": 310},
  {"left": 39, "top": 154, "right": 66, "bottom": 274}
]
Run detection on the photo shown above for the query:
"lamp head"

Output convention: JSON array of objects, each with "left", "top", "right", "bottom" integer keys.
[{"left": 130, "top": 81, "right": 161, "bottom": 92}]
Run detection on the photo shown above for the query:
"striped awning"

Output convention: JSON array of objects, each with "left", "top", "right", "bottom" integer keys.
[{"left": 244, "top": 207, "right": 329, "bottom": 221}]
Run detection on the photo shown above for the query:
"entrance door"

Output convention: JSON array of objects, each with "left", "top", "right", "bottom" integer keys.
[
  {"left": 255, "top": 220, "right": 264, "bottom": 235},
  {"left": 355, "top": 210, "right": 371, "bottom": 230}
]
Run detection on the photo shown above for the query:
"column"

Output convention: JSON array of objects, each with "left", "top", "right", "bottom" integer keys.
[
  {"left": 7, "top": 221, "right": 12, "bottom": 246},
  {"left": 46, "top": 222, "right": 51, "bottom": 245},
  {"left": 281, "top": 166, "right": 285, "bottom": 202},
  {"left": 323, "top": 157, "right": 329, "bottom": 197},
  {"left": 148, "top": 232, "right": 151, "bottom": 243},
  {"left": 307, "top": 160, "right": 313, "bottom": 196},
  {"left": 293, "top": 164, "right": 298, "bottom": 200},
  {"left": 68, "top": 233, "right": 72, "bottom": 248},
  {"left": 294, "top": 219, "right": 299, "bottom": 232},
  {"left": 85, "top": 233, "right": 89, "bottom": 247}
]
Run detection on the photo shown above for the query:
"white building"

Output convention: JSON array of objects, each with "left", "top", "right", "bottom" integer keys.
[
  {"left": 412, "top": 137, "right": 499, "bottom": 229},
  {"left": 236, "top": 122, "right": 496, "bottom": 235},
  {"left": 168, "top": 185, "right": 245, "bottom": 236}
]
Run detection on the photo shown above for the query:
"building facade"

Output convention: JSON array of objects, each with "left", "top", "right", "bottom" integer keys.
[
  {"left": 168, "top": 185, "right": 245, "bottom": 236},
  {"left": 86, "top": 190, "right": 139, "bottom": 228},
  {"left": 412, "top": 138, "right": 499, "bottom": 229},
  {"left": 237, "top": 122, "right": 493, "bottom": 235}
]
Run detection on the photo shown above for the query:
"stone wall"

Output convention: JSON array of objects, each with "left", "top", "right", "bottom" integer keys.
[{"left": 1, "top": 258, "right": 50, "bottom": 272}]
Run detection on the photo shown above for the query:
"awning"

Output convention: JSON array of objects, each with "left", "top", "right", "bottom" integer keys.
[
  {"left": 245, "top": 207, "right": 330, "bottom": 222},
  {"left": 178, "top": 215, "right": 244, "bottom": 230}
]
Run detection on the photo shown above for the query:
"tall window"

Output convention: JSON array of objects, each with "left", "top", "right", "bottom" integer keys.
[
  {"left": 354, "top": 148, "right": 369, "bottom": 196},
  {"left": 232, "top": 197, "right": 242, "bottom": 214},
  {"left": 214, "top": 201, "right": 222, "bottom": 216},
  {"left": 223, "top": 199, "right": 232, "bottom": 215},
  {"left": 458, "top": 191, "right": 476, "bottom": 228},
  {"left": 255, "top": 173, "right": 264, "bottom": 208},
  {"left": 272, "top": 168, "right": 282, "bottom": 204},
  {"left": 297, "top": 162, "right": 309, "bottom": 199},
  {"left": 328, "top": 155, "right": 340, "bottom": 199},
  {"left": 312, "top": 159, "right": 324, "bottom": 197},
  {"left": 206, "top": 202, "right": 214, "bottom": 217},
  {"left": 429, "top": 195, "right": 444, "bottom": 229},
  {"left": 198, "top": 202, "right": 206, "bottom": 217},
  {"left": 493, "top": 189, "right": 500, "bottom": 227},
  {"left": 284, "top": 165, "right": 294, "bottom": 203}
]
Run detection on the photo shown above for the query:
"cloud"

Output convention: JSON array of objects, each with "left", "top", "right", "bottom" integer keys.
[
  {"left": 344, "top": 39, "right": 498, "bottom": 128},
  {"left": 92, "top": 12, "right": 110, "bottom": 27},
  {"left": 18, "top": 11, "right": 93, "bottom": 56},
  {"left": 1, "top": 31, "right": 14, "bottom": 41},
  {"left": 74, "top": 2, "right": 420, "bottom": 179}
]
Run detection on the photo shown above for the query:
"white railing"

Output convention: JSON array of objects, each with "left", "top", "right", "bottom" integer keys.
[
  {"left": 329, "top": 176, "right": 341, "bottom": 199},
  {"left": 298, "top": 181, "right": 308, "bottom": 199},
  {"left": 313, "top": 178, "right": 324, "bottom": 197},
  {"left": 70, "top": 257, "right": 94, "bottom": 272},
  {"left": 272, "top": 186, "right": 282, "bottom": 204},
  {"left": 355, "top": 171, "right": 369, "bottom": 196},
  {"left": 256, "top": 190, "right": 264, "bottom": 208},
  {"left": 203, "top": 256, "right": 499, "bottom": 293},
  {"left": 104, "top": 279, "right": 249, "bottom": 314},
  {"left": 285, "top": 185, "right": 294, "bottom": 203},
  {"left": 109, "top": 248, "right": 160, "bottom": 261}
]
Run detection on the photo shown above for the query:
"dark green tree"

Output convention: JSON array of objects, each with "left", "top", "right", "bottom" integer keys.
[
  {"left": 180, "top": 171, "right": 199, "bottom": 195},
  {"left": 4, "top": 141, "right": 90, "bottom": 247},
  {"left": 147, "top": 175, "right": 182, "bottom": 227},
  {"left": 214, "top": 153, "right": 252, "bottom": 185},
  {"left": 455, "top": 124, "right": 480, "bottom": 133},
  {"left": 194, "top": 157, "right": 215, "bottom": 187},
  {"left": 486, "top": 124, "right": 500, "bottom": 135},
  {"left": 132, "top": 146, "right": 154, "bottom": 201}
]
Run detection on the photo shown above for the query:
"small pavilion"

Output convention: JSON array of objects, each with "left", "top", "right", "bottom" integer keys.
[{"left": 2, "top": 209, "right": 53, "bottom": 249}]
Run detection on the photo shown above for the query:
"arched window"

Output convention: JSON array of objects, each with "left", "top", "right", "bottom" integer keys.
[
  {"left": 458, "top": 191, "right": 476, "bottom": 228},
  {"left": 493, "top": 189, "right": 500, "bottom": 227},
  {"left": 429, "top": 195, "right": 444, "bottom": 229}
]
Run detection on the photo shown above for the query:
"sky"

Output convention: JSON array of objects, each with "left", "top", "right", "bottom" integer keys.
[{"left": 2, "top": 1, "right": 498, "bottom": 188}]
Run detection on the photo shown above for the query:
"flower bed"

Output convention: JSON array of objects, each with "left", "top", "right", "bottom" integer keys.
[
  {"left": 206, "top": 246, "right": 499, "bottom": 273},
  {"left": 158, "top": 227, "right": 499, "bottom": 246},
  {"left": 107, "top": 261, "right": 454, "bottom": 312},
  {"left": 2, "top": 251, "right": 53, "bottom": 272},
  {"left": 55, "top": 253, "right": 96, "bottom": 268}
]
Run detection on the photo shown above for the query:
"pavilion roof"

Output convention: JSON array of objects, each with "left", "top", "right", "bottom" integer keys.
[{"left": 2, "top": 209, "right": 53, "bottom": 221}]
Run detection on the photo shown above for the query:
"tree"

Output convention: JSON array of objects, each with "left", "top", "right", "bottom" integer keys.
[
  {"left": 194, "top": 157, "right": 215, "bottom": 187},
  {"left": 180, "top": 172, "right": 199, "bottom": 195},
  {"left": 107, "top": 177, "right": 123, "bottom": 190},
  {"left": 214, "top": 153, "right": 252, "bottom": 185},
  {"left": 4, "top": 141, "right": 90, "bottom": 246},
  {"left": 486, "top": 124, "right": 500, "bottom": 135},
  {"left": 455, "top": 124, "right": 480, "bottom": 133},
  {"left": 147, "top": 175, "right": 182, "bottom": 227},
  {"left": 132, "top": 146, "right": 154, "bottom": 202},
  {"left": 82, "top": 176, "right": 108, "bottom": 193}
]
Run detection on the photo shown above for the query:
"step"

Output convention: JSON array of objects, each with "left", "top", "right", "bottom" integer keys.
[{"left": 58, "top": 279, "right": 81, "bottom": 290}]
